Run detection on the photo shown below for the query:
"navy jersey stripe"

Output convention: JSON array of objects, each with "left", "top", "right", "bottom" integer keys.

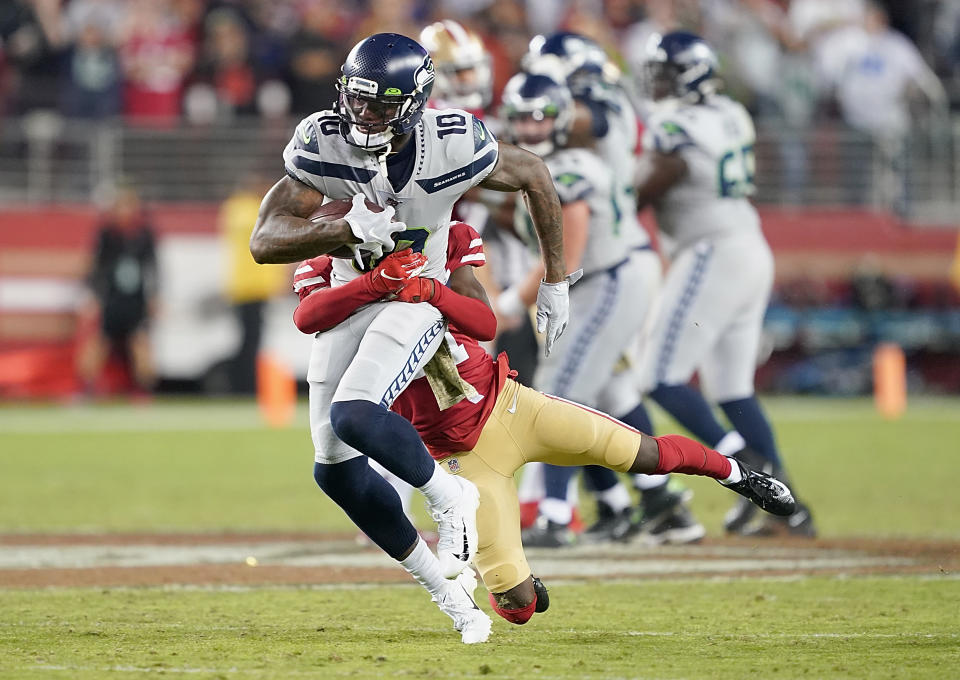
[
  {"left": 415, "top": 149, "right": 497, "bottom": 194},
  {"left": 292, "top": 156, "right": 377, "bottom": 184}
]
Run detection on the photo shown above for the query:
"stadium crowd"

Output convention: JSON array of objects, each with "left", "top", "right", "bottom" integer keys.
[{"left": 0, "top": 0, "right": 954, "bottom": 131}]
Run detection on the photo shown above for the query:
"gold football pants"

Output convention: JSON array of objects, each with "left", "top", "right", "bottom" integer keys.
[{"left": 439, "top": 378, "right": 642, "bottom": 593}]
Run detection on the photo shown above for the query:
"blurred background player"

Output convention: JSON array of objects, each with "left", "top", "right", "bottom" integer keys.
[
  {"left": 516, "top": 32, "right": 711, "bottom": 546},
  {"left": 420, "top": 19, "right": 493, "bottom": 117},
  {"left": 634, "top": 31, "right": 815, "bottom": 537},
  {"left": 75, "top": 181, "right": 158, "bottom": 399},
  {"left": 492, "top": 70, "right": 664, "bottom": 548},
  {"left": 217, "top": 172, "right": 288, "bottom": 395}
]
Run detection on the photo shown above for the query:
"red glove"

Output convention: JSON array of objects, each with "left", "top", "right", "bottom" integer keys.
[
  {"left": 364, "top": 249, "right": 428, "bottom": 295},
  {"left": 293, "top": 257, "right": 333, "bottom": 301},
  {"left": 395, "top": 277, "right": 436, "bottom": 303}
]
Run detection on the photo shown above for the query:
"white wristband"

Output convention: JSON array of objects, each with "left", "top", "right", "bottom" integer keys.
[{"left": 495, "top": 286, "right": 526, "bottom": 318}]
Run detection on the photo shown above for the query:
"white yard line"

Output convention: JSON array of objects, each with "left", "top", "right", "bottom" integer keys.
[{"left": 0, "top": 541, "right": 923, "bottom": 579}]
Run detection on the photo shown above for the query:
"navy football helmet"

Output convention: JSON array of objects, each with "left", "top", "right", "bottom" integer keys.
[
  {"left": 500, "top": 72, "right": 574, "bottom": 156},
  {"left": 336, "top": 33, "right": 435, "bottom": 150},
  {"left": 643, "top": 31, "right": 718, "bottom": 102},
  {"left": 523, "top": 32, "right": 619, "bottom": 91}
]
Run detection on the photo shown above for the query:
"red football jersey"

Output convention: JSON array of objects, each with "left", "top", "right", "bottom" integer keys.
[{"left": 292, "top": 222, "right": 508, "bottom": 459}]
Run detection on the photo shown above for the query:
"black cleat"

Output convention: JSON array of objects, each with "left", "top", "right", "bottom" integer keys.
[
  {"left": 521, "top": 516, "right": 576, "bottom": 548},
  {"left": 580, "top": 502, "right": 636, "bottom": 544},
  {"left": 724, "top": 461, "right": 796, "bottom": 517},
  {"left": 532, "top": 576, "right": 550, "bottom": 613},
  {"left": 722, "top": 447, "right": 768, "bottom": 533},
  {"left": 740, "top": 502, "right": 817, "bottom": 538}
]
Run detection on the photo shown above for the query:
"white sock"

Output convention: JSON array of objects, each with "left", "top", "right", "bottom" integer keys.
[
  {"left": 719, "top": 458, "right": 743, "bottom": 485},
  {"left": 714, "top": 431, "right": 747, "bottom": 457},
  {"left": 539, "top": 497, "right": 573, "bottom": 525},
  {"left": 370, "top": 460, "right": 416, "bottom": 517},
  {"left": 418, "top": 462, "right": 462, "bottom": 512},
  {"left": 399, "top": 537, "right": 449, "bottom": 598},
  {"left": 632, "top": 473, "right": 669, "bottom": 491},
  {"left": 595, "top": 482, "right": 633, "bottom": 513}
]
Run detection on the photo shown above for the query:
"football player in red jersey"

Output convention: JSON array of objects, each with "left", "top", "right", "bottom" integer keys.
[
  {"left": 292, "top": 222, "right": 797, "bottom": 626},
  {"left": 420, "top": 20, "right": 492, "bottom": 119}
]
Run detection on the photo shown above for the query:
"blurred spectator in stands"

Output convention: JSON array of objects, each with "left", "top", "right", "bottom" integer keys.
[
  {"left": 76, "top": 181, "right": 158, "bottom": 398},
  {"left": 818, "top": 1, "right": 947, "bottom": 213},
  {"left": 59, "top": 13, "right": 122, "bottom": 119},
  {"left": 286, "top": 0, "right": 352, "bottom": 116},
  {"left": 820, "top": 2, "right": 946, "bottom": 141},
  {"left": 475, "top": 0, "right": 531, "bottom": 102},
  {"left": 218, "top": 172, "right": 287, "bottom": 395},
  {"left": 120, "top": 0, "right": 196, "bottom": 126},
  {"left": 351, "top": 0, "right": 423, "bottom": 49},
  {"left": 63, "top": 0, "right": 127, "bottom": 44},
  {"left": 188, "top": 9, "right": 258, "bottom": 119},
  {"left": 1, "top": 0, "right": 65, "bottom": 113}
]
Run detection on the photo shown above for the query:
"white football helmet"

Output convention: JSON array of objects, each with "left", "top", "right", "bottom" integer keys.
[{"left": 419, "top": 20, "right": 492, "bottom": 111}]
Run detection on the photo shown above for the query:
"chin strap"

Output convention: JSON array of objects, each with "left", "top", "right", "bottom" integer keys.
[{"left": 376, "top": 142, "right": 392, "bottom": 177}]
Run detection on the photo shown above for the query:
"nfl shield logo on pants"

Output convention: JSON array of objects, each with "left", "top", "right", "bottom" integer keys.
[{"left": 446, "top": 458, "right": 461, "bottom": 474}]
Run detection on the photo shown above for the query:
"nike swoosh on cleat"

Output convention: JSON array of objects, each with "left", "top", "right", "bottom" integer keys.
[
  {"left": 460, "top": 585, "right": 480, "bottom": 610},
  {"left": 452, "top": 520, "right": 469, "bottom": 561}
]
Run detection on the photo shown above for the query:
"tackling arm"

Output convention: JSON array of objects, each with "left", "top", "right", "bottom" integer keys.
[
  {"left": 250, "top": 176, "right": 360, "bottom": 264},
  {"left": 479, "top": 142, "right": 566, "bottom": 283}
]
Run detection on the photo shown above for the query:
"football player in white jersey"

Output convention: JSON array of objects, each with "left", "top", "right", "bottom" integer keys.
[
  {"left": 493, "top": 71, "right": 665, "bottom": 547},
  {"left": 519, "top": 33, "right": 712, "bottom": 546},
  {"left": 250, "top": 33, "right": 575, "bottom": 641},
  {"left": 634, "top": 31, "right": 815, "bottom": 537}
]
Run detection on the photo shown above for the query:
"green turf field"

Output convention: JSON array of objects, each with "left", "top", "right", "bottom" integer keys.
[
  {"left": 1, "top": 396, "right": 958, "bottom": 679},
  {"left": 1, "top": 396, "right": 957, "bottom": 537},
  {"left": 2, "top": 579, "right": 958, "bottom": 679}
]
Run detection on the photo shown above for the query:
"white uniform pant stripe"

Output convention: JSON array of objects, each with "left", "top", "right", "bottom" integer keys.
[
  {"left": 551, "top": 270, "right": 620, "bottom": 398},
  {"left": 655, "top": 242, "right": 714, "bottom": 384}
]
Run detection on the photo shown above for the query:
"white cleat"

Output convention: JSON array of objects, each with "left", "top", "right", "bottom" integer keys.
[
  {"left": 433, "top": 568, "right": 491, "bottom": 644},
  {"left": 431, "top": 476, "right": 480, "bottom": 579}
]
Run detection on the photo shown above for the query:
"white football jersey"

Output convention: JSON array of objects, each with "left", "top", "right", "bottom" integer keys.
[
  {"left": 515, "top": 147, "right": 646, "bottom": 275},
  {"left": 643, "top": 95, "right": 762, "bottom": 253},
  {"left": 283, "top": 108, "right": 499, "bottom": 284},
  {"left": 583, "top": 82, "right": 651, "bottom": 249}
]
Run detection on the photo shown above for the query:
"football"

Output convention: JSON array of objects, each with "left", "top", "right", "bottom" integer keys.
[{"left": 309, "top": 198, "right": 384, "bottom": 259}]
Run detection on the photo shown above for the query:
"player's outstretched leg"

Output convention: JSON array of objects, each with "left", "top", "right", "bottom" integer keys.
[
  {"left": 329, "top": 399, "right": 479, "bottom": 577},
  {"left": 432, "top": 567, "right": 492, "bottom": 644},
  {"left": 633, "top": 433, "right": 796, "bottom": 519}
]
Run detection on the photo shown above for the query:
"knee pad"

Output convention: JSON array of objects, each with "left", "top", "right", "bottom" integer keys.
[{"left": 487, "top": 593, "right": 537, "bottom": 625}]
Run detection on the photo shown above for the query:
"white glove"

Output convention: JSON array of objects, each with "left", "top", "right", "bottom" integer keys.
[
  {"left": 343, "top": 193, "right": 405, "bottom": 253},
  {"left": 536, "top": 269, "right": 583, "bottom": 357}
]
